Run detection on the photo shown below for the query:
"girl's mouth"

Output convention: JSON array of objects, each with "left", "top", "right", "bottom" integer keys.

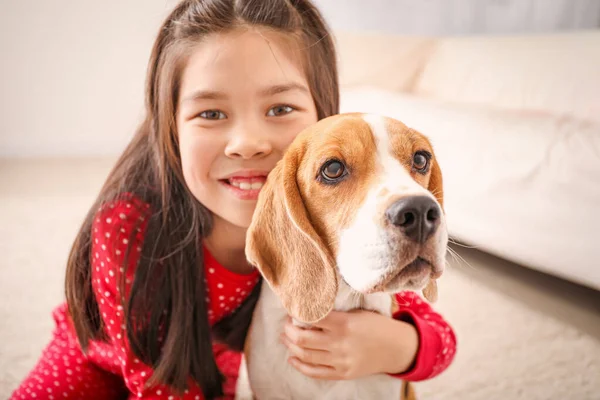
[
  {"left": 225, "top": 177, "right": 266, "bottom": 191},
  {"left": 219, "top": 176, "right": 267, "bottom": 200}
]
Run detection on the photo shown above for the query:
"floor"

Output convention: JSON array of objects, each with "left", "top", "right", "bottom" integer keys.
[{"left": 1, "top": 158, "right": 599, "bottom": 399}]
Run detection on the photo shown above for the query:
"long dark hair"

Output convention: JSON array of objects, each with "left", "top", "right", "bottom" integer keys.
[{"left": 65, "top": 0, "right": 339, "bottom": 398}]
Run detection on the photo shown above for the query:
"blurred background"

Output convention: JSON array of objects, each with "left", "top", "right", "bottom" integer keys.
[{"left": 1, "top": 0, "right": 599, "bottom": 398}]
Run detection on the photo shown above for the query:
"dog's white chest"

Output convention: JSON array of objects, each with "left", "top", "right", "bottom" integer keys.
[{"left": 237, "top": 284, "right": 403, "bottom": 400}]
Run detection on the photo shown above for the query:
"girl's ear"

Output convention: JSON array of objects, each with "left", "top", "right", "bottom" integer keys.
[{"left": 245, "top": 147, "right": 338, "bottom": 324}]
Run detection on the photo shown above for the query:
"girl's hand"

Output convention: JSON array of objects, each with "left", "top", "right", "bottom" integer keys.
[{"left": 280, "top": 309, "right": 419, "bottom": 380}]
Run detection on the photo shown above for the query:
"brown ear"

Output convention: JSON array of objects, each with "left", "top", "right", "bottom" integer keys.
[
  {"left": 422, "top": 280, "right": 438, "bottom": 303},
  {"left": 423, "top": 155, "right": 443, "bottom": 303},
  {"left": 401, "top": 381, "right": 417, "bottom": 400},
  {"left": 428, "top": 156, "right": 444, "bottom": 210},
  {"left": 246, "top": 148, "right": 338, "bottom": 324}
]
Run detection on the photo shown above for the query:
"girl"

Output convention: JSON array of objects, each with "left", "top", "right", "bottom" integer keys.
[{"left": 11, "top": 0, "right": 456, "bottom": 399}]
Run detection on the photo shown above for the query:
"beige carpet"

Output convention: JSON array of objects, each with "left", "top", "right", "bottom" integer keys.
[{"left": 1, "top": 158, "right": 599, "bottom": 399}]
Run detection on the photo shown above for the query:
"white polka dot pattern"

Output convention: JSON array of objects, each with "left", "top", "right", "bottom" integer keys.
[{"left": 8, "top": 303, "right": 127, "bottom": 399}]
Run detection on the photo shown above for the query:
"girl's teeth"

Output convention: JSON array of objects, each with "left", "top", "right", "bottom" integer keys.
[{"left": 229, "top": 180, "right": 264, "bottom": 190}]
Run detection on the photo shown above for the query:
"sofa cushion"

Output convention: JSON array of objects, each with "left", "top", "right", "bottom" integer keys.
[
  {"left": 414, "top": 30, "right": 600, "bottom": 124},
  {"left": 334, "top": 31, "right": 437, "bottom": 92},
  {"left": 340, "top": 86, "right": 600, "bottom": 290}
]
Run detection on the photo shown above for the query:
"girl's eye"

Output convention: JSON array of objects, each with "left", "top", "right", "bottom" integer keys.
[
  {"left": 199, "top": 110, "right": 227, "bottom": 120},
  {"left": 267, "top": 105, "right": 294, "bottom": 117}
]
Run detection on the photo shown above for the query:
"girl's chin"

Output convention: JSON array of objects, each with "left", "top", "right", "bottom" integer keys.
[{"left": 211, "top": 209, "right": 255, "bottom": 231}]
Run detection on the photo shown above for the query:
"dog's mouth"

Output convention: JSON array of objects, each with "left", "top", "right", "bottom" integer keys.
[
  {"left": 393, "top": 256, "right": 432, "bottom": 283},
  {"left": 366, "top": 256, "right": 434, "bottom": 293}
]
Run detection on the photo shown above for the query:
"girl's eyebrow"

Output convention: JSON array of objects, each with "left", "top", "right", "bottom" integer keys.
[
  {"left": 182, "top": 82, "right": 310, "bottom": 104},
  {"left": 257, "top": 82, "right": 310, "bottom": 97},
  {"left": 182, "top": 90, "right": 227, "bottom": 103}
]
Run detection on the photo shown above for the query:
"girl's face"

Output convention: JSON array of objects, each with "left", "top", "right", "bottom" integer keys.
[{"left": 177, "top": 27, "right": 318, "bottom": 230}]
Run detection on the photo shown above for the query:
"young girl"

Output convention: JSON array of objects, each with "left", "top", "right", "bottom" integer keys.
[{"left": 11, "top": 0, "right": 456, "bottom": 399}]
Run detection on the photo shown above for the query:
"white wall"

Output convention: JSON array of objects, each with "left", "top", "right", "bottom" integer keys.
[
  {"left": 1, "top": 0, "right": 599, "bottom": 158},
  {"left": 0, "top": 1, "right": 178, "bottom": 157},
  {"left": 313, "top": 0, "right": 600, "bottom": 35}
]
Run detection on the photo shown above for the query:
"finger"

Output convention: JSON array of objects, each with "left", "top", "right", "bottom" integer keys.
[
  {"left": 311, "top": 310, "right": 348, "bottom": 330},
  {"left": 285, "top": 315, "right": 324, "bottom": 331},
  {"left": 282, "top": 335, "right": 332, "bottom": 367},
  {"left": 288, "top": 357, "right": 340, "bottom": 380},
  {"left": 284, "top": 322, "right": 330, "bottom": 351}
]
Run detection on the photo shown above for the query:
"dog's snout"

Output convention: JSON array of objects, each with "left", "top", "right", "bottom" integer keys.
[{"left": 385, "top": 196, "right": 441, "bottom": 244}]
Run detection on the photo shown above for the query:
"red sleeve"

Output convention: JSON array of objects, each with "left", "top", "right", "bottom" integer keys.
[
  {"left": 388, "top": 291, "right": 457, "bottom": 382},
  {"left": 91, "top": 195, "right": 218, "bottom": 399}
]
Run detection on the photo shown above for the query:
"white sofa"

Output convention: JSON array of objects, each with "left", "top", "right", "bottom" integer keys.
[{"left": 334, "top": 30, "right": 600, "bottom": 290}]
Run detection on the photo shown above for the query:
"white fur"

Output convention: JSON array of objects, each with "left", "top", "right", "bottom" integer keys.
[
  {"left": 235, "top": 356, "right": 254, "bottom": 399},
  {"left": 363, "top": 113, "right": 430, "bottom": 197},
  {"left": 237, "top": 283, "right": 402, "bottom": 400},
  {"left": 336, "top": 192, "right": 394, "bottom": 292}
]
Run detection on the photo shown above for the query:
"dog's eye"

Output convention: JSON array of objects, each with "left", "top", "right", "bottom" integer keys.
[
  {"left": 320, "top": 160, "right": 346, "bottom": 182},
  {"left": 413, "top": 151, "right": 431, "bottom": 173}
]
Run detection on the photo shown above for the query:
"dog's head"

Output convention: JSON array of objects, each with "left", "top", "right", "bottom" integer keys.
[{"left": 246, "top": 113, "right": 447, "bottom": 323}]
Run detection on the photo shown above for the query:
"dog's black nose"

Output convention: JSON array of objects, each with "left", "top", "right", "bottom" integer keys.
[{"left": 386, "top": 196, "right": 441, "bottom": 244}]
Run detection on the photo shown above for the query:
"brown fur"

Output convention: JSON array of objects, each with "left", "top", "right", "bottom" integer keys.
[
  {"left": 245, "top": 130, "right": 338, "bottom": 323},
  {"left": 297, "top": 115, "right": 379, "bottom": 254},
  {"left": 401, "top": 381, "right": 418, "bottom": 400}
]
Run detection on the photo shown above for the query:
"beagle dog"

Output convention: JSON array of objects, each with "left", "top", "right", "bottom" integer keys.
[{"left": 236, "top": 113, "right": 447, "bottom": 400}]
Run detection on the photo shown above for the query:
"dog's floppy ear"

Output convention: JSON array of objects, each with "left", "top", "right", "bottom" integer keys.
[
  {"left": 422, "top": 280, "right": 438, "bottom": 303},
  {"left": 428, "top": 154, "right": 444, "bottom": 210},
  {"left": 423, "top": 154, "right": 444, "bottom": 303},
  {"left": 246, "top": 146, "right": 338, "bottom": 324}
]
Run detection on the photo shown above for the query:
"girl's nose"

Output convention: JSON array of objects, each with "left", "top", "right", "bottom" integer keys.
[{"left": 225, "top": 129, "right": 272, "bottom": 160}]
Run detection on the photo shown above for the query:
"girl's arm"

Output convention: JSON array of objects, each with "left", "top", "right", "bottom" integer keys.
[
  {"left": 282, "top": 290, "right": 457, "bottom": 382},
  {"left": 388, "top": 290, "right": 457, "bottom": 381}
]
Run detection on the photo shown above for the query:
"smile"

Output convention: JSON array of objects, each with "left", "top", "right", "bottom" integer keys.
[
  {"left": 227, "top": 177, "right": 265, "bottom": 190},
  {"left": 219, "top": 174, "right": 268, "bottom": 201}
]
